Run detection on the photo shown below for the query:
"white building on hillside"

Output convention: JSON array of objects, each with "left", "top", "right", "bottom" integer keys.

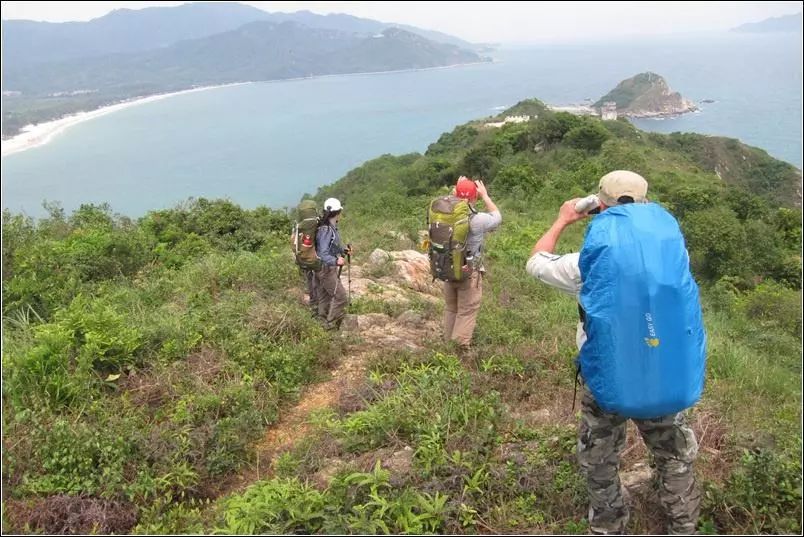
[
  {"left": 601, "top": 101, "right": 618, "bottom": 120},
  {"left": 484, "top": 115, "right": 532, "bottom": 128}
]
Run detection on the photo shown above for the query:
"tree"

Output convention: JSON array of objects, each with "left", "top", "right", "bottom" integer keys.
[
  {"left": 682, "top": 207, "right": 745, "bottom": 282},
  {"left": 563, "top": 122, "right": 610, "bottom": 151},
  {"left": 493, "top": 163, "right": 543, "bottom": 198}
]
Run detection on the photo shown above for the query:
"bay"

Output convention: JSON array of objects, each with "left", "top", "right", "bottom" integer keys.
[{"left": 2, "top": 32, "right": 801, "bottom": 217}]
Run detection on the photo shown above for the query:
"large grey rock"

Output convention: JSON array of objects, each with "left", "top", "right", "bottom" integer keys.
[
  {"left": 397, "top": 310, "right": 423, "bottom": 327},
  {"left": 368, "top": 248, "right": 392, "bottom": 266}
]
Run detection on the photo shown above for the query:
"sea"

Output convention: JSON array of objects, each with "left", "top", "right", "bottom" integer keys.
[{"left": 2, "top": 32, "right": 801, "bottom": 217}]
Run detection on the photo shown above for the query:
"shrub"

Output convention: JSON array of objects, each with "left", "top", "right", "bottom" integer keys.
[
  {"left": 703, "top": 445, "right": 802, "bottom": 534},
  {"left": 563, "top": 122, "right": 610, "bottom": 151}
]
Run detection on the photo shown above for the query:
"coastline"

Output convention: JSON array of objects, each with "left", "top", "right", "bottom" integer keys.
[
  {"left": 1, "top": 82, "right": 251, "bottom": 158},
  {"left": 546, "top": 103, "right": 699, "bottom": 120},
  {"left": 1, "top": 60, "right": 494, "bottom": 159}
]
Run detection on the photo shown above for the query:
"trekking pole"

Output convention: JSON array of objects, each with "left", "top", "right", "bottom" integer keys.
[{"left": 346, "top": 244, "right": 352, "bottom": 305}]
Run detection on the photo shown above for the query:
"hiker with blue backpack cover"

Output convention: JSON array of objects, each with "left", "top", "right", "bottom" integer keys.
[{"left": 526, "top": 170, "right": 706, "bottom": 535}]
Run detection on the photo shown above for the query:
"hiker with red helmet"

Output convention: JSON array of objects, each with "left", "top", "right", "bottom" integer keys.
[{"left": 431, "top": 176, "right": 501, "bottom": 355}]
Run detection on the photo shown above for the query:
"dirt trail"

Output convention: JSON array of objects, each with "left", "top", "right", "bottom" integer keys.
[{"left": 216, "top": 250, "right": 441, "bottom": 496}]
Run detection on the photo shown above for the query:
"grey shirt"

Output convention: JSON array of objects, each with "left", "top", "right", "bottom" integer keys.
[{"left": 467, "top": 209, "right": 502, "bottom": 271}]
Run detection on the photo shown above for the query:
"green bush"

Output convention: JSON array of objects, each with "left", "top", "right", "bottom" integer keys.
[
  {"left": 532, "top": 112, "right": 582, "bottom": 146},
  {"left": 219, "top": 478, "right": 328, "bottom": 534},
  {"left": 493, "top": 163, "right": 544, "bottom": 198},
  {"left": 5, "top": 294, "right": 142, "bottom": 409},
  {"left": 737, "top": 280, "right": 802, "bottom": 336},
  {"left": 682, "top": 207, "right": 746, "bottom": 282},
  {"left": 563, "top": 122, "right": 610, "bottom": 151},
  {"left": 703, "top": 445, "right": 802, "bottom": 534},
  {"left": 23, "top": 415, "right": 135, "bottom": 497}
]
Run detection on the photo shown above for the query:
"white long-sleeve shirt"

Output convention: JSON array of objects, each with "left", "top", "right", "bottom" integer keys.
[{"left": 525, "top": 251, "right": 587, "bottom": 349}]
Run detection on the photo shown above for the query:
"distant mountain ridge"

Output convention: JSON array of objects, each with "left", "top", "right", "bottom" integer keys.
[
  {"left": 3, "top": 22, "right": 484, "bottom": 96},
  {"left": 1, "top": 3, "right": 485, "bottom": 138},
  {"left": 258, "top": 9, "right": 478, "bottom": 51},
  {"left": 731, "top": 12, "right": 803, "bottom": 33},
  {"left": 1, "top": 2, "right": 478, "bottom": 66},
  {"left": 1, "top": 3, "right": 273, "bottom": 64}
]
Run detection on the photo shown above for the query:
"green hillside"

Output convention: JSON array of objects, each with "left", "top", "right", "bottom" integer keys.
[{"left": 2, "top": 103, "right": 801, "bottom": 534}]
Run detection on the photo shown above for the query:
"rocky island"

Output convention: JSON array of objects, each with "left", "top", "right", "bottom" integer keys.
[{"left": 593, "top": 72, "right": 697, "bottom": 118}]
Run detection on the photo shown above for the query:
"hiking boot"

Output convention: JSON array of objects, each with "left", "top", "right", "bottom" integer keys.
[
  {"left": 324, "top": 318, "right": 343, "bottom": 331},
  {"left": 458, "top": 345, "right": 479, "bottom": 364}
]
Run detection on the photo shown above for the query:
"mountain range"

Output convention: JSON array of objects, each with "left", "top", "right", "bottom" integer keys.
[
  {"left": 4, "top": 22, "right": 483, "bottom": 96},
  {"left": 1, "top": 2, "right": 479, "bottom": 66},
  {"left": 1, "top": 2, "right": 486, "bottom": 137},
  {"left": 731, "top": 12, "right": 803, "bottom": 33}
]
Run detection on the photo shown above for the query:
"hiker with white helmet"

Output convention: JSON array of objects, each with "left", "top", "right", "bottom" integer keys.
[
  {"left": 526, "top": 170, "right": 705, "bottom": 535},
  {"left": 315, "top": 197, "right": 351, "bottom": 330}
]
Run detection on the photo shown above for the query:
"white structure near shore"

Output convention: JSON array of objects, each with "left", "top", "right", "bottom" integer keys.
[
  {"left": 484, "top": 114, "right": 532, "bottom": 128},
  {"left": 601, "top": 101, "right": 618, "bottom": 120},
  {"left": 548, "top": 104, "right": 598, "bottom": 116}
]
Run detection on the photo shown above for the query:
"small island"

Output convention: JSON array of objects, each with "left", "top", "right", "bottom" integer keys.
[{"left": 593, "top": 72, "right": 697, "bottom": 119}]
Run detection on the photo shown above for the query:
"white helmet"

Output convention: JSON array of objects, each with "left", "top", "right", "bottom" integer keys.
[{"left": 324, "top": 197, "right": 342, "bottom": 212}]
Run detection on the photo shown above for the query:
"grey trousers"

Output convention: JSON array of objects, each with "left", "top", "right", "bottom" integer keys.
[{"left": 316, "top": 265, "right": 348, "bottom": 327}]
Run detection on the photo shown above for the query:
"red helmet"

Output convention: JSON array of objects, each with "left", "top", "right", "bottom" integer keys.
[{"left": 455, "top": 176, "right": 478, "bottom": 202}]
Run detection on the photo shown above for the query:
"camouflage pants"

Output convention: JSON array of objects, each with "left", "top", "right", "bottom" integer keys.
[{"left": 578, "top": 384, "right": 700, "bottom": 535}]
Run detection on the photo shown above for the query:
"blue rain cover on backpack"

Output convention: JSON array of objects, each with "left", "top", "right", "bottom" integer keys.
[{"left": 578, "top": 203, "right": 706, "bottom": 419}]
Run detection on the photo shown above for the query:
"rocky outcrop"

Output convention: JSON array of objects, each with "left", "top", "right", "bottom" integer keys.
[
  {"left": 339, "top": 249, "right": 442, "bottom": 348},
  {"left": 594, "top": 72, "right": 697, "bottom": 118},
  {"left": 347, "top": 248, "right": 441, "bottom": 304},
  {"left": 341, "top": 309, "right": 439, "bottom": 350}
]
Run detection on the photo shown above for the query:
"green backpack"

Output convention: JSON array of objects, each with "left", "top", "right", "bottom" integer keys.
[
  {"left": 427, "top": 195, "right": 472, "bottom": 281},
  {"left": 292, "top": 199, "right": 322, "bottom": 271}
]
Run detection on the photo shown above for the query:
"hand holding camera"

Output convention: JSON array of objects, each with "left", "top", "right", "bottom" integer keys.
[
  {"left": 574, "top": 195, "right": 601, "bottom": 214},
  {"left": 558, "top": 198, "right": 593, "bottom": 226}
]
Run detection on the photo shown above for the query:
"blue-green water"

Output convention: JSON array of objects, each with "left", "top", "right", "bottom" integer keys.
[{"left": 2, "top": 33, "right": 801, "bottom": 217}]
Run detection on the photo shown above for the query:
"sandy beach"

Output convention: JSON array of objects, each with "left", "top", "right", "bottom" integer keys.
[
  {"left": 1, "top": 61, "right": 494, "bottom": 159},
  {"left": 1, "top": 82, "right": 251, "bottom": 158},
  {"left": 1, "top": 58, "right": 495, "bottom": 160}
]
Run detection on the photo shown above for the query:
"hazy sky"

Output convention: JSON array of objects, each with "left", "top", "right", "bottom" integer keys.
[{"left": 1, "top": 1, "right": 801, "bottom": 42}]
